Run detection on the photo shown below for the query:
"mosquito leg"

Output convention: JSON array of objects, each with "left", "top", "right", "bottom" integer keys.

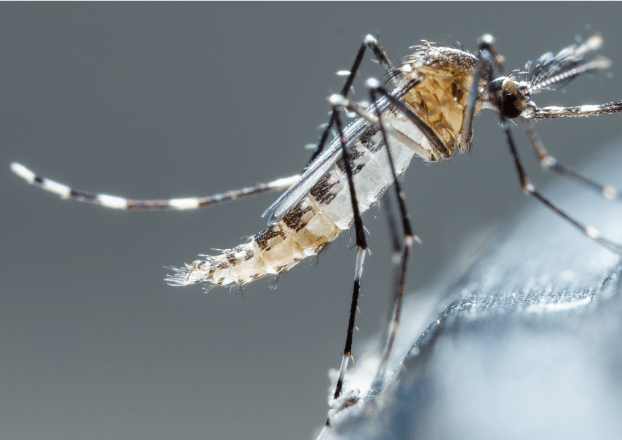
[
  {"left": 367, "top": 86, "right": 419, "bottom": 391},
  {"left": 10, "top": 162, "right": 299, "bottom": 211},
  {"left": 333, "top": 71, "right": 516, "bottom": 392},
  {"left": 526, "top": 101, "right": 622, "bottom": 119},
  {"left": 331, "top": 109, "right": 368, "bottom": 401},
  {"left": 380, "top": 192, "right": 403, "bottom": 329},
  {"left": 456, "top": 35, "right": 496, "bottom": 152},
  {"left": 308, "top": 35, "right": 399, "bottom": 165},
  {"left": 333, "top": 80, "right": 429, "bottom": 390},
  {"left": 382, "top": 191, "right": 401, "bottom": 259},
  {"left": 520, "top": 118, "right": 620, "bottom": 200},
  {"left": 490, "top": 91, "right": 622, "bottom": 253},
  {"left": 473, "top": 35, "right": 622, "bottom": 201}
]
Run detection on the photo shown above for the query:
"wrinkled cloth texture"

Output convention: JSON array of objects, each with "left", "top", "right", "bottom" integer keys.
[{"left": 322, "top": 139, "right": 622, "bottom": 440}]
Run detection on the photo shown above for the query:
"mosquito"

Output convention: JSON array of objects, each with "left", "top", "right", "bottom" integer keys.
[{"left": 11, "top": 33, "right": 622, "bottom": 434}]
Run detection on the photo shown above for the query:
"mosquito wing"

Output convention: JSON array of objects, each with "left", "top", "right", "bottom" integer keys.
[{"left": 262, "top": 116, "right": 371, "bottom": 224}]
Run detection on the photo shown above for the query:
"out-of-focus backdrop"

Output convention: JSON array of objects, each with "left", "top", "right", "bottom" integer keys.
[{"left": 2, "top": 3, "right": 622, "bottom": 440}]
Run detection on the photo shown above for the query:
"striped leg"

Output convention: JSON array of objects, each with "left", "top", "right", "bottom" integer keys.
[
  {"left": 318, "top": 35, "right": 400, "bottom": 424},
  {"left": 522, "top": 117, "right": 621, "bottom": 201},
  {"left": 497, "top": 113, "right": 622, "bottom": 253},
  {"left": 474, "top": 37, "right": 622, "bottom": 252},
  {"left": 367, "top": 85, "right": 419, "bottom": 391},
  {"left": 479, "top": 46, "right": 622, "bottom": 253},
  {"left": 330, "top": 79, "right": 449, "bottom": 397},
  {"left": 358, "top": 41, "right": 495, "bottom": 387},
  {"left": 330, "top": 109, "right": 368, "bottom": 401},
  {"left": 477, "top": 35, "right": 622, "bottom": 202},
  {"left": 11, "top": 162, "right": 299, "bottom": 211}
]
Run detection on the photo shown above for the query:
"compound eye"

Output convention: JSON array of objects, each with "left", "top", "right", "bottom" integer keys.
[
  {"left": 498, "top": 80, "right": 524, "bottom": 119},
  {"left": 501, "top": 91, "right": 523, "bottom": 119}
]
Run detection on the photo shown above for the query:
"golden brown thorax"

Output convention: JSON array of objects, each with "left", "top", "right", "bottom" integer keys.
[{"left": 400, "top": 46, "right": 481, "bottom": 157}]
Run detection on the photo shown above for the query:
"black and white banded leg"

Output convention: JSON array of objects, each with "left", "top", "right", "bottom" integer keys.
[
  {"left": 477, "top": 45, "right": 622, "bottom": 253},
  {"left": 10, "top": 162, "right": 299, "bottom": 211},
  {"left": 367, "top": 82, "right": 419, "bottom": 391},
  {"left": 522, "top": 117, "right": 621, "bottom": 201},
  {"left": 500, "top": 114, "right": 622, "bottom": 253},
  {"left": 320, "top": 93, "right": 421, "bottom": 435},
  {"left": 522, "top": 99, "right": 622, "bottom": 198},
  {"left": 331, "top": 75, "right": 454, "bottom": 393},
  {"left": 329, "top": 109, "right": 369, "bottom": 404},
  {"left": 479, "top": 35, "right": 622, "bottom": 203},
  {"left": 308, "top": 40, "right": 424, "bottom": 393}
]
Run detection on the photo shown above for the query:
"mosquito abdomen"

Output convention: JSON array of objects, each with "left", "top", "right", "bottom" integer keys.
[{"left": 167, "top": 121, "right": 419, "bottom": 288}]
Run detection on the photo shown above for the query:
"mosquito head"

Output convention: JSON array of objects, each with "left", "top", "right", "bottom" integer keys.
[{"left": 488, "top": 77, "right": 530, "bottom": 120}]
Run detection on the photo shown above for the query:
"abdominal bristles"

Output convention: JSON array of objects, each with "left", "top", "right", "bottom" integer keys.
[{"left": 166, "top": 196, "right": 343, "bottom": 288}]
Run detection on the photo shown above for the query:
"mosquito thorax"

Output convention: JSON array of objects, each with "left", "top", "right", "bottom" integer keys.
[{"left": 398, "top": 45, "right": 481, "bottom": 157}]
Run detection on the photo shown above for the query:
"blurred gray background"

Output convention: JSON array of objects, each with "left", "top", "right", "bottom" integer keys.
[{"left": 2, "top": 3, "right": 622, "bottom": 440}]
